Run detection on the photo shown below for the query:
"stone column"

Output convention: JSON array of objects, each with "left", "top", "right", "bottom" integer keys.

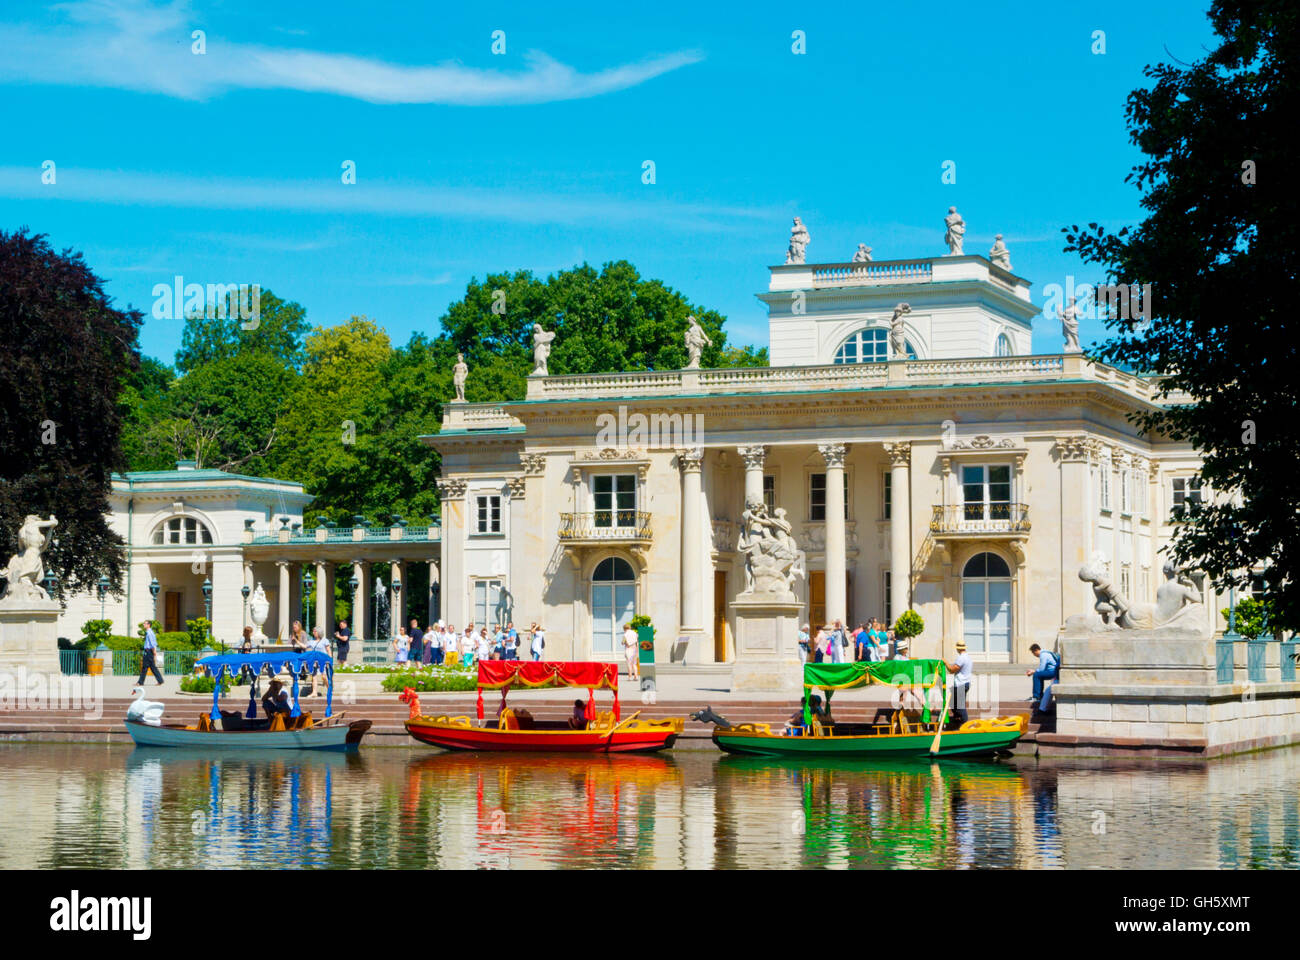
[
  {"left": 352, "top": 560, "right": 368, "bottom": 642},
  {"left": 315, "top": 561, "right": 329, "bottom": 636},
  {"left": 276, "top": 560, "right": 290, "bottom": 640},
  {"left": 737, "top": 445, "right": 767, "bottom": 510},
  {"left": 436, "top": 477, "right": 468, "bottom": 631},
  {"left": 819, "top": 443, "right": 848, "bottom": 627},
  {"left": 678, "top": 448, "right": 707, "bottom": 662},
  {"left": 883, "top": 442, "right": 912, "bottom": 627},
  {"left": 1055, "top": 437, "right": 1093, "bottom": 625}
]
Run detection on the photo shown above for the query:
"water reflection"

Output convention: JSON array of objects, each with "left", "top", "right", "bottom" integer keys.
[{"left": 1, "top": 744, "right": 1297, "bottom": 869}]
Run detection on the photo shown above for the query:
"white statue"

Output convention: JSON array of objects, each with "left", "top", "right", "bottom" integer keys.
[
  {"left": 1059, "top": 298, "right": 1082, "bottom": 353},
  {"left": 889, "top": 303, "right": 911, "bottom": 359},
  {"left": 989, "top": 233, "right": 1011, "bottom": 271},
  {"left": 943, "top": 206, "right": 965, "bottom": 255},
  {"left": 684, "top": 316, "right": 712, "bottom": 369},
  {"left": 852, "top": 243, "right": 873, "bottom": 263},
  {"left": 452, "top": 352, "right": 468, "bottom": 402},
  {"left": 737, "top": 496, "right": 805, "bottom": 597},
  {"left": 2, "top": 514, "right": 58, "bottom": 602},
  {"left": 531, "top": 324, "right": 556, "bottom": 377},
  {"left": 249, "top": 582, "right": 270, "bottom": 641},
  {"left": 785, "top": 217, "right": 810, "bottom": 265},
  {"left": 1078, "top": 555, "right": 1205, "bottom": 633}
]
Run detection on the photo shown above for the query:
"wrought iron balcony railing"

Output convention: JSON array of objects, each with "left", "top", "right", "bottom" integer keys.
[
  {"left": 930, "top": 503, "right": 1031, "bottom": 536},
  {"left": 558, "top": 511, "right": 653, "bottom": 542}
]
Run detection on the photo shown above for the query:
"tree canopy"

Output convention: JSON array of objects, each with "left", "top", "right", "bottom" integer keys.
[{"left": 1065, "top": 0, "right": 1299, "bottom": 628}]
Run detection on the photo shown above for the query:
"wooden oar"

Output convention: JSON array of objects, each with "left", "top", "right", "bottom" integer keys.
[
  {"left": 603, "top": 710, "right": 642, "bottom": 744},
  {"left": 929, "top": 681, "right": 951, "bottom": 757}
]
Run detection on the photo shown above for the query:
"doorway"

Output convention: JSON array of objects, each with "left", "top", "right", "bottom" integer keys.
[
  {"left": 713, "top": 570, "right": 728, "bottom": 661},
  {"left": 164, "top": 591, "right": 182, "bottom": 633}
]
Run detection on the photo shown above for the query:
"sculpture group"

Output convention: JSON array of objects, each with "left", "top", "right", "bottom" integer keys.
[
  {"left": 737, "top": 496, "right": 805, "bottom": 598},
  {"left": 1078, "top": 553, "right": 1208, "bottom": 634},
  {"left": 1, "top": 514, "right": 58, "bottom": 603}
]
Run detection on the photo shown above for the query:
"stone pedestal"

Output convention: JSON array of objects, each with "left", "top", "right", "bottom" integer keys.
[
  {"left": 0, "top": 599, "right": 62, "bottom": 676},
  {"left": 730, "top": 595, "right": 803, "bottom": 693}
]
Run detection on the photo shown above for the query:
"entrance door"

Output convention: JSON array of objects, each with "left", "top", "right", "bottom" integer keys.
[
  {"left": 809, "top": 571, "right": 825, "bottom": 628},
  {"left": 713, "top": 571, "right": 728, "bottom": 662},
  {"left": 164, "top": 591, "right": 182, "bottom": 633},
  {"left": 591, "top": 557, "right": 636, "bottom": 654},
  {"left": 961, "top": 552, "right": 1013, "bottom": 658}
]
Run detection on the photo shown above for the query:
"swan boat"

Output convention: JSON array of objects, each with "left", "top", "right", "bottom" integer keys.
[
  {"left": 703, "top": 660, "right": 1027, "bottom": 759},
  {"left": 405, "top": 661, "right": 684, "bottom": 753},
  {"left": 124, "top": 651, "right": 373, "bottom": 751}
]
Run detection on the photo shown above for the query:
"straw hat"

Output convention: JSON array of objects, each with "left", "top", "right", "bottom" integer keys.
[
  {"left": 896, "top": 638, "right": 910, "bottom": 651},
  {"left": 954, "top": 640, "right": 967, "bottom": 651}
]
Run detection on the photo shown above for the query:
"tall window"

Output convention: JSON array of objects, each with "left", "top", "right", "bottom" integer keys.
[
  {"left": 1134, "top": 472, "right": 1147, "bottom": 516},
  {"left": 1120, "top": 469, "right": 1132, "bottom": 514},
  {"left": 834, "top": 328, "right": 916, "bottom": 364},
  {"left": 881, "top": 471, "right": 892, "bottom": 520},
  {"left": 473, "top": 579, "right": 503, "bottom": 627},
  {"left": 962, "top": 552, "right": 1012, "bottom": 657},
  {"left": 593, "top": 474, "right": 637, "bottom": 528},
  {"left": 152, "top": 516, "right": 214, "bottom": 545},
  {"left": 1120, "top": 564, "right": 1132, "bottom": 597},
  {"left": 1170, "top": 477, "right": 1203, "bottom": 520},
  {"left": 961, "top": 464, "right": 1012, "bottom": 521},
  {"left": 475, "top": 495, "right": 502, "bottom": 534},
  {"left": 809, "top": 473, "right": 849, "bottom": 521},
  {"left": 1099, "top": 462, "right": 1112, "bottom": 511},
  {"left": 591, "top": 557, "right": 636, "bottom": 654},
  {"left": 763, "top": 475, "right": 776, "bottom": 512},
  {"left": 994, "top": 333, "right": 1013, "bottom": 356},
  {"left": 883, "top": 571, "right": 892, "bottom": 625}
]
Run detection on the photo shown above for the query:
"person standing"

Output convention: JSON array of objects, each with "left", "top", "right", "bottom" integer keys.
[
  {"left": 394, "top": 626, "right": 410, "bottom": 664},
  {"left": 530, "top": 623, "right": 545, "bottom": 661},
  {"left": 137, "top": 620, "right": 164, "bottom": 686},
  {"left": 476, "top": 627, "right": 491, "bottom": 664},
  {"left": 461, "top": 624, "right": 475, "bottom": 666},
  {"left": 796, "top": 623, "right": 811, "bottom": 664},
  {"left": 308, "top": 627, "right": 331, "bottom": 697},
  {"left": 827, "top": 621, "right": 844, "bottom": 664},
  {"left": 408, "top": 618, "right": 424, "bottom": 665},
  {"left": 334, "top": 619, "right": 352, "bottom": 664},
  {"left": 945, "top": 639, "right": 974, "bottom": 724},
  {"left": 622, "top": 622, "right": 640, "bottom": 679}
]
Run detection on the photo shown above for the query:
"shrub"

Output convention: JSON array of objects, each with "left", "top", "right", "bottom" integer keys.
[
  {"left": 1221, "top": 595, "right": 1273, "bottom": 640},
  {"left": 181, "top": 673, "right": 231, "bottom": 695},
  {"left": 892, "top": 610, "right": 925, "bottom": 640},
  {"left": 629, "top": 614, "right": 653, "bottom": 632},
  {"left": 380, "top": 670, "right": 478, "bottom": 692},
  {"left": 80, "top": 620, "right": 113, "bottom": 649}
]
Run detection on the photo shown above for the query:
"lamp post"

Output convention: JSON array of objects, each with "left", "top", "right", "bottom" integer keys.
[
  {"left": 149, "top": 576, "right": 160, "bottom": 627},
  {"left": 241, "top": 583, "right": 251, "bottom": 631},
  {"left": 392, "top": 576, "right": 402, "bottom": 634},
  {"left": 43, "top": 571, "right": 59, "bottom": 602},
  {"left": 96, "top": 575, "right": 109, "bottom": 622},
  {"left": 201, "top": 576, "right": 215, "bottom": 652},
  {"left": 1218, "top": 584, "right": 1241, "bottom": 683},
  {"left": 348, "top": 572, "right": 359, "bottom": 637},
  {"left": 301, "top": 567, "right": 314, "bottom": 631}
]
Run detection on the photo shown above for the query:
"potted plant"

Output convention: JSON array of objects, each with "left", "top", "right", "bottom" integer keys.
[{"left": 892, "top": 610, "right": 925, "bottom": 655}]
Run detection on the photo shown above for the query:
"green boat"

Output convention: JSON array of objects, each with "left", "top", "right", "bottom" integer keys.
[{"left": 700, "top": 660, "right": 1026, "bottom": 759}]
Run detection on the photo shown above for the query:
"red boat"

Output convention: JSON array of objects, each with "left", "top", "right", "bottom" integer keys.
[{"left": 403, "top": 661, "right": 684, "bottom": 753}]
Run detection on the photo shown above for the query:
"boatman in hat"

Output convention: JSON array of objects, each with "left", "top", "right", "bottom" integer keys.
[{"left": 945, "top": 639, "right": 974, "bottom": 724}]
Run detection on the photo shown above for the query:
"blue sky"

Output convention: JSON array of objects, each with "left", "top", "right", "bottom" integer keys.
[{"left": 0, "top": 0, "right": 1217, "bottom": 364}]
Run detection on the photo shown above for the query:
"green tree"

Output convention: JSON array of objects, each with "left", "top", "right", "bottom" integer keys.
[
  {"left": 174, "top": 288, "right": 309, "bottom": 375},
  {"left": 1064, "top": 1, "right": 1300, "bottom": 629},
  {"left": 118, "top": 356, "right": 176, "bottom": 471},
  {"left": 0, "top": 228, "right": 137, "bottom": 595}
]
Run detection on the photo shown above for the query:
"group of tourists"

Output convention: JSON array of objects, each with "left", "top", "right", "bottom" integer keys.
[
  {"left": 797, "top": 618, "right": 906, "bottom": 664},
  {"left": 393, "top": 619, "right": 546, "bottom": 667}
]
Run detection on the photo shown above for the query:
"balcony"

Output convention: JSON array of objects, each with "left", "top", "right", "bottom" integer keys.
[
  {"left": 557, "top": 511, "right": 653, "bottom": 545},
  {"left": 930, "top": 504, "right": 1031, "bottom": 538}
]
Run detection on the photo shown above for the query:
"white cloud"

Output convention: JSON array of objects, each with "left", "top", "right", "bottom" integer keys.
[{"left": 0, "top": 0, "right": 702, "bottom": 104}]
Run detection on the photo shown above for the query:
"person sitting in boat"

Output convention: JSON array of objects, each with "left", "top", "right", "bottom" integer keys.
[
  {"left": 808, "top": 694, "right": 834, "bottom": 730},
  {"left": 262, "top": 679, "right": 292, "bottom": 716},
  {"left": 568, "top": 699, "right": 588, "bottom": 730},
  {"left": 782, "top": 697, "right": 809, "bottom": 735}
]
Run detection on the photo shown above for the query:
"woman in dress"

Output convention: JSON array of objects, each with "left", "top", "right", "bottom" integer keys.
[
  {"left": 622, "top": 622, "right": 640, "bottom": 680},
  {"left": 394, "top": 625, "right": 410, "bottom": 664}
]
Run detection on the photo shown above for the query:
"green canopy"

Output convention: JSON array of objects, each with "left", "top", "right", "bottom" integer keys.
[{"left": 802, "top": 659, "right": 948, "bottom": 726}]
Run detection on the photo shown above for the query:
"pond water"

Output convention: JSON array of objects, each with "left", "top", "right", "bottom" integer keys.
[{"left": 1, "top": 743, "right": 1296, "bottom": 869}]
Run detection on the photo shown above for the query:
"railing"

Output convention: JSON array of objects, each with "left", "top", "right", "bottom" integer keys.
[
  {"left": 905, "top": 356, "right": 1064, "bottom": 382},
  {"left": 558, "top": 511, "right": 653, "bottom": 542},
  {"left": 699, "top": 363, "right": 889, "bottom": 391},
  {"left": 810, "top": 260, "right": 933, "bottom": 286},
  {"left": 536, "top": 370, "right": 685, "bottom": 399},
  {"left": 248, "top": 523, "right": 441, "bottom": 544},
  {"left": 930, "top": 503, "right": 1031, "bottom": 536},
  {"left": 59, "top": 649, "right": 88, "bottom": 675}
]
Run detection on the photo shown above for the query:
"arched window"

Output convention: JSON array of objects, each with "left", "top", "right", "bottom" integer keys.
[
  {"left": 834, "top": 328, "right": 916, "bottom": 364},
  {"left": 591, "top": 557, "right": 636, "bottom": 654},
  {"left": 151, "top": 516, "right": 214, "bottom": 545},
  {"left": 962, "top": 552, "right": 1011, "bottom": 657},
  {"left": 994, "top": 333, "right": 1013, "bottom": 356}
]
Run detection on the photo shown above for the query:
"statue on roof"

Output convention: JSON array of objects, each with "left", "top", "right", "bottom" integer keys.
[
  {"left": 989, "top": 233, "right": 1011, "bottom": 271},
  {"left": 531, "top": 324, "right": 556, "bottom": 377},
  {"left": 943, "top": 206, "right": 966, "bottom": 255},
  {"left": 889, "top": 303, "right": 911, "bottom": 359},
  {"left": 785, "top": 217, "right": 810, "bottom": 265},
  {"left": 852, "top": 243, "right": 873, "bottom": 263},
  {"left": 684, "top": 316, "right": 712, "bottom": 369},
  {"left": 452, "top": 352, "right": 468, "bottom": 402},
  {"left": 1058, "top": 298, "right": 1082, "bottom": 353}
]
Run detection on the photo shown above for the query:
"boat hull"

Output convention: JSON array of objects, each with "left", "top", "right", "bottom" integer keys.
[
  {"left": 713, "top": 726, "right": 1023, "bottom": 759},
  {"left": 125, "top": 719, "right": 372, "bottom": 751},
  {"left": 406, "top": 718, "right": 679, "bottom": 753}
]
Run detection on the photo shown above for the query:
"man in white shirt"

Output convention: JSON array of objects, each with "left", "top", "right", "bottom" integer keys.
[
  {"left": 428, "top": 621, "right": 443, "bottom": 665},
  {"left": 476, "top": 628, "right": 492, "bottom": 662},
  {"left": 530, "top": 623, "right": 545, "bottom": 661},
  {"left": 945, "top": 639, "right": 974, "bottom": 723}
]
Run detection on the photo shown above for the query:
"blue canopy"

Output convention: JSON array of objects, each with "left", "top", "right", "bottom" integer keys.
[{"left": 196, "top": 651, "right": 334, "bottom": 721}]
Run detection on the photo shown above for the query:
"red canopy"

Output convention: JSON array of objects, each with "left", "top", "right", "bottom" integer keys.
[{"left": 477, "top": 661, "right": 618, "bottom": 691}]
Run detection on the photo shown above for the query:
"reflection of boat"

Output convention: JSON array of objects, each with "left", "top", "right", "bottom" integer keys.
[
  {"left": 705, "top": 661, "right": 1026, "bottom": 759},
  {"left": 405, "top": 661, "right": 684, "bottom": 753},
  {"left": 124, "top": 651, "right": 373, "bottom": 751},
  {"left": 125, "top": 745, "right": 366, "bottom": 772}
]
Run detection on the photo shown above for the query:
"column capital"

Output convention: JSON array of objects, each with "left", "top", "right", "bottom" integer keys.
[
  {"left": 882, "top": 441, "right": 911, "bottom": 467},
  {"left": 436, "top": 476, "right": 468, "bottom": 500},
  {"left": 520, "top": 452, "right": 546, "bottom": 476},
  {"left": 275, "top": 559, "right": 290, "bottom": 568},
  {"left": 677, "top": 447, "right": 705, "bottom": 474},
  {"left": 1054, "top": 436, "right": 1092, "bottom": 463},
  {"left": 506, "top": 475, "right": 526, "bottom": 499},
  {"left": 737, "top": 444, "right": 768, "bottom": 470},
  {"left": 818, "top": 442, "right": 848, "bottom": 468}
]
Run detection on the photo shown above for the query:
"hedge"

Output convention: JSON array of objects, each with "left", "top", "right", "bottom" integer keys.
[{"left": 380, "top": 670, "right": 478, "bottom": 693}]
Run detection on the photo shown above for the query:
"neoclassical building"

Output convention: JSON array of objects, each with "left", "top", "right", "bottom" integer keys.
[{"left": 428, "top": 247, "right": 1214, "bottom": 665}]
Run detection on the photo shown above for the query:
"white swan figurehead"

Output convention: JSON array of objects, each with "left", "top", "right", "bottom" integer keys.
[{"left": 127, "top": 685, "right": 166, "bottom": 726}]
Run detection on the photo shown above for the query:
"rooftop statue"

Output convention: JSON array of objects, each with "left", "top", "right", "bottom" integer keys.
[
  {"left": 944, "top": 206, "right": 966, "bottom": 255},
  {"left": 2, "top": 514, "right": 58, "bottom": 602},
  {"left": 531, "top": 324, "right": 556, "bottom": 377},
  {"left": 989, "top": 233, "right": 1011, "bottom": 271},
  {"left": 889, "top": 303, "right": 911, "bottom": 359},
  {"left": 1059, "top": 297, "right": 1082, "bottom": 353},
  {"left": 684, "top": 315, "right": 712, "bottom": 369},
  {"left": 452, "top": 352, "right": 468, "bottom": 402},
  {"left": 785, "top": 217, "right": 810, "bottom": 265},
  {"left": 851, "top": 243, "right": 873, "bottom": 263}
]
